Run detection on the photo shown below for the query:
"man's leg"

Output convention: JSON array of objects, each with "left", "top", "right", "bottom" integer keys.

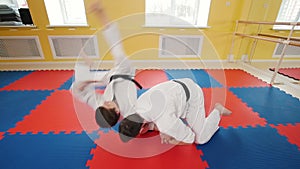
[
  {"left": 194, "top": 103, "right": 232, "bottom": 144},
  {"left": 184, "top": 81, "right": 206, "bottom": 144},
  {"left": 102, "top": 22, "right": 134, "bottom": 76},
  {"left": 183, "top": 79, "right": 229, "bottom": 144},
  {"left": 88, "top": 0, "right": 134, "bottom": 75},
  {"left": 194, "top": 108, "right": 221, "bottom": 144}
]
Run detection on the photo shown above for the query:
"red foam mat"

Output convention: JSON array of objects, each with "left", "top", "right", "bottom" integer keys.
[
  {"left": 2, "top": 70, "right": 74, "bottom": 90},
  {"left": 206, "top": 69, "right": 269, "bottom": 87},
  {"left": 271, "top": 123, "right": 300, "bottom": 150},
  {"left": 134, "top": 69, "right": 169, "bottom": 89},
  {"left": 8, "top": 90, "right": 99, "bottom": 134},
  {"left": 271, "top": 68, "right": 300, "bottom": 81},
  {"left": 0, "top": 132, "right": 4, "bottom": 140},
  {"left": 87, "top": 131, "right": 208, "bottom": 169},
  {"left": 203, "top": 88, "right": 267, "bottom": 128}
]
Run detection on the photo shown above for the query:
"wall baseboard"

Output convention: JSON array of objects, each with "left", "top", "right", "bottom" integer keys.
[
  {"left": 0, "top": 59, "right": 299, "bottom": 71},
  {"left": 246, "top": 59, "right": 300, "bottom": 69},
  {"left": 0, "top": 60, "right": 235, "bottom": 71}
]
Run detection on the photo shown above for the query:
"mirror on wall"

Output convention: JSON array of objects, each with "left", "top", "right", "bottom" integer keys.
[{"left": 0, "top": 0, "right": 34, "bottom": 26}]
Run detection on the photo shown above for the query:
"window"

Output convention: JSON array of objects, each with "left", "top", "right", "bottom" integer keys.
[
  {"left": 44, "top": 0, "right": 87, "bottom": 26},
  {"left": 145, "top": 0, "right": 211, "bottom": 28},
  {"left": 273, "top": 0, "right": 300, "bottom": 30}
]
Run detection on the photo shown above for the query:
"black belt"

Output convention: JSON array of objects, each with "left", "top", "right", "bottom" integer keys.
[
  {"left": 109, "top": 74, "right": 143, "bottom": 89},
  {"left": 173, "top": 80, "right": 190, "bottom": 101}
]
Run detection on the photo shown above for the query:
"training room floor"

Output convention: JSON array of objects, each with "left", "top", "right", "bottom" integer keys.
[{"left": 0, "top": 62, "right": 299, "bottom": 169}]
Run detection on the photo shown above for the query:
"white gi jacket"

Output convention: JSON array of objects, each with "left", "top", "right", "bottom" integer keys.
[
  {"left": 136, "top": 78, "right": 197, "bottom": 143},
  {"left": 136, "top": 78, "right": 222, "bottom": 144},
  {"left": 70, "top": 23, "right": 137, "bottom": 118}
]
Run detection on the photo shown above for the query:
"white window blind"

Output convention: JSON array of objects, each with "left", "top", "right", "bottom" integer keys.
[
  {"left": 273, "top": 0, "right": 300, "bottom": 30},
  {"left": 44, "top": 0, "right": 87, "bottom": 26},
  {"left": 145, "top": 0, "right": 211, "bottom": 28}
]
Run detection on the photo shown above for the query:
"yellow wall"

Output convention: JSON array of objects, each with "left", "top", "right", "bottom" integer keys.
[
  {"left": 233, "top": 0, "right": 300, "bottom": 60},
  {"left": 0, "top": 0, "right": 299, "bottom": 63}
]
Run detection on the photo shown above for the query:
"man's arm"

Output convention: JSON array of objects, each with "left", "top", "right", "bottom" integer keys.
[
  {"left": 70, "top": 81, "right": 103, "bottom": 111},
  {"left": 70, "top": 63, "right": 108, "bottom": 110}
]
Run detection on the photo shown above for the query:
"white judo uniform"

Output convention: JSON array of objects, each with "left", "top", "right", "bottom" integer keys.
[
  {"left": 71, "top": 23, "right": 137, "bottom": 118},
  {"left": 136, "top": 78, "right": 222, "bottom": 144}
]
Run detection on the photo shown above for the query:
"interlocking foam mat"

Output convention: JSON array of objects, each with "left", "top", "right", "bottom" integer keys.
[
  {"left": 269, "top": 68, "right": 300, "bottom": 81},
  {"left": 0, "top": 69, "right": 299, "bottom": 169}
]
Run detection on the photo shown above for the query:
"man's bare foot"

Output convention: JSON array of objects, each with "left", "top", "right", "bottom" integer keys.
[
  {"left": 87, "top": 0, "right": 104, "bottom": 14},
  {"left": 215, "top": 103, "right": 232, "bottom": 116}
]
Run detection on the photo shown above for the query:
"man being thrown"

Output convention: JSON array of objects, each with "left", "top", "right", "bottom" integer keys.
[
  {"left": 119, "top": 78, "right": 232, "bottom": 145},
  {"left": 71, "top": 0, "right": 141, "bottom": 128}
]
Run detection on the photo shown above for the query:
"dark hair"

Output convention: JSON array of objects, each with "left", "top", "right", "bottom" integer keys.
[
  {"left": 118, "top": 114, "right": 144, "bottom": 142},
  {"left": 95, "top": 106, "right": 120, "bottom": 128}
]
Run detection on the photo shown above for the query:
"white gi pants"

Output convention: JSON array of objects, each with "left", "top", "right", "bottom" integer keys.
[
  {"left": 72, "top": 23, "right": 136, "bottom": 112},
  {"left": 181, "top": 79, "right": 221, "bottom": 144}
]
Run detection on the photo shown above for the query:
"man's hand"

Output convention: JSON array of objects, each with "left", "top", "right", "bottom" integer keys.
[
  {"left": 160, "top": 133, "right": 175, "bottom": 144},
  {"left": 160, "top": 133, "right": 192, "bottom": 145}
]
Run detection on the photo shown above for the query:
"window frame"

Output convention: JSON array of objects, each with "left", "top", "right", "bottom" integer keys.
[
  {"left": 273, "top": 0, "right": 300, "bottom": 30},
  {"left": 44, "top": 0, "right": 88, "bottom": 27},
  {"left": 144, "top": 0, "right": 212, "bottom": 28}
]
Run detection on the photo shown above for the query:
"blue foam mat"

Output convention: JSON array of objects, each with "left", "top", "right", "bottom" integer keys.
[
  {"left": 0, "top": 71, "right": 33, "bottom": 88},
  {"left": 1, "top": 69, "right": 300, "bottom": 169},
  {"left": 58, "top": 76, "right": 74, "bottom": 90},
  {"left": 165, "top": 69, "right": 222, "bottom": 88},
  {"left": 0, "top": 132, "right": 97, "bottom": 169},
  {"left": 0, "top": 90, "right": 53, "bottom": 131},
  {"left": 197, "top": 126, "right": 300, "bottom": 169},
  {"left": 137, "top": 89, "right": 148, "bottom": 97},
  {"left": 230, "top": 87, "right": 300, "bottom": 124}
]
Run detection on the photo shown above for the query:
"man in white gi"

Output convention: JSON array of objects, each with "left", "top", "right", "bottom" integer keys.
[
  {"left": 71, "top": 0, "right": 141, "bottom": 128},
  {"left": 119, "top": 78, "right": 232, "bottom": 145}
]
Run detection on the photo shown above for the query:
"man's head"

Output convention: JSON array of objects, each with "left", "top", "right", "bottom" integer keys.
[
  {"left": 95, "top": 101, "right": 120, "bottom": 128},
  {"left": 118, "top": 114, "right": 144, "bottom": 142}
]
